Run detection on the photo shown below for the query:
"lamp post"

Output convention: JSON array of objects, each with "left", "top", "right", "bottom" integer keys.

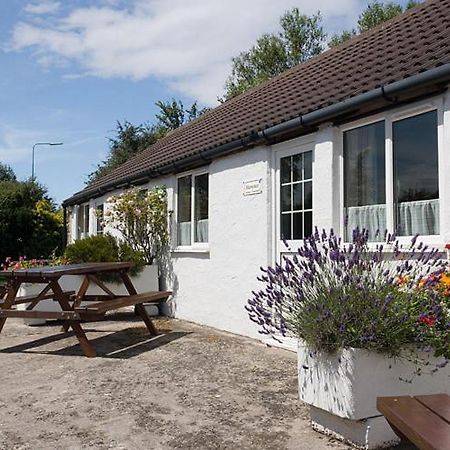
[{"left": 31, "top": 142, "right": 63, "bottom": 180}]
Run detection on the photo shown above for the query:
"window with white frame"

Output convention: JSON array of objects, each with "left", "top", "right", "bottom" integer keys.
[
  {"left": 177, "top": 172, "right": 209, "bottom": 247},
  {"left": 77, "top": 204, "right": 90, "bottom": 239},
  {"left": 280, "top": 151, "right": 313, "bottom": 240},
  {"left": 343, "top": 110, "right": 439, "bottom": 240}
]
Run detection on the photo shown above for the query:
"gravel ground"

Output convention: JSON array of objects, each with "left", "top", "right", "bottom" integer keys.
[{"left": 0, "top": 314, "right": 409, "bottom": 450}]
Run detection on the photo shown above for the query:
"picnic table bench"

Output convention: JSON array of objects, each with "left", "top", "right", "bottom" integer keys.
[
  {"left": 377, "top": 394, "right": 450, "bottom": 450},
  {"left": 0, "top": 262, "right": 171, "bottom": 357}
]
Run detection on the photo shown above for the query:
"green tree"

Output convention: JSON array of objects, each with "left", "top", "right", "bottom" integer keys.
[
  {"left": 0, "top": 163, "right": 16, "bottom": 182},
  {"left": 0, "top": 180, "right": 63, "bottom": 262},
  {"left": 155, "top": 99, "right": 208, "bottom": 131},
  {"left": 329, "top": 1, "right": 422, "bottom": 48},
  {"left": 88, "top": 99, "right": 208, "bottom": 183},
  {"left": 223, "top": 9, "right": 325, "bottom": 100}
]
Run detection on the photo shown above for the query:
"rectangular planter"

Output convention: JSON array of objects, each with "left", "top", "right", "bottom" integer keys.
[
  {"left": 298, "top": 341, "right": 450, "bottom": 448},
  {"left": 17, "top": 265, "right": 160, "bottom": 325}
]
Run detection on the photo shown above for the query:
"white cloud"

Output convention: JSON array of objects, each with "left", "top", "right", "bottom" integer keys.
[
  {"left": 10, "top": 0, "right": 363, "bottom": 104},
  {"left": 23, "top": 1, "right": 61, "bottom": 15}
]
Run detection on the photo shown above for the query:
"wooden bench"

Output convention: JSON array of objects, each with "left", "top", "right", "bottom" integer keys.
[
  {"left": 377, "top": 394, "right": 450, "bottom": 450},
  {"left": 75, "top": 291, "right": 171, "bottom": 318},
  {"left": 0, "top": 290, "right": 76, "bottom": 306}
]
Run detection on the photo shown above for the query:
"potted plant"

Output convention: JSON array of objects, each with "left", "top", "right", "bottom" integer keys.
[{"left": 246, "top": 229, "right": 450, "bottom": 449}]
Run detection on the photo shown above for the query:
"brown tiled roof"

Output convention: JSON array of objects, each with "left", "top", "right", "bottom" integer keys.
[{"left": 65, "top": 0, "right": 450, "bottom": 205}]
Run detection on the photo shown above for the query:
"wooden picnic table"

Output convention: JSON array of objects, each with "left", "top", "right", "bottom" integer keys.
[
  {"left": 377, "top": 394, "right": 450, "bottom": 450},
  {"left": 0, "top": 262, "right": 171, "bottom": 357}
]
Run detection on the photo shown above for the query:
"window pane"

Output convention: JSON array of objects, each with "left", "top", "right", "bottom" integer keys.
[
  {"left": 281, "top": 214, "right": 291, "bottom": 240},
  {"left": 194, "top": 174, "right": 209, "bottom": 243},
  {"left": 177, "top": 176, "right": 192, "bottom": 245},
  {"left": 304, "top": 181, "right": 312, "bottom": 210},
  {"left": 84, "top": 205, "right": 90, "bottom": 235},
  {"left": 280, "top": 156, "right": 291, "bottom": 183},
  {"left": 281, "top": 185, "right": 291, "bottom": 212},
  {"left": 304, "top": 212, "right": 312, "bottom": 237},
  {"left": 344, "top": 121, "right": 385, "bottom": 241},
  {"left": 292, "top": 154, "right": 302, "bottom": 182},
  {"left": 293, "top": 213, "right": 303, "bottom": 239},
  {"left": 304, "top": 152, "right": 312, "bottom": 180},
  {"left": 393, "top": 111, "right": 439, "bottom": 236},
  {"left": 293, "top": 183, "right": 302, "bottom": 211}
]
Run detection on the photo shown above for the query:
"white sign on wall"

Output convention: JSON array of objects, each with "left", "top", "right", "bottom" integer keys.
[{"left": 243, "top": 178, "right": 263, "bottom": 196}]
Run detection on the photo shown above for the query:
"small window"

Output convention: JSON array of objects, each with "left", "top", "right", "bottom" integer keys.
[
  {"left": 77, "top": 204, "right": 90, "bottom": 239},
  {"left": 280, "top": 151, "right": 313, "bottom": 240},
  {"left": 177, "top": 173, "right": 209, "bottom": 247},
  {"left": 96, "top": 204, "right": 104, "bottom": 235}
]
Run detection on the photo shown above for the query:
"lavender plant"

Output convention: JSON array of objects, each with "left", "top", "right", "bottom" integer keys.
[{"left": 246, "top": 228, "right": 449, "bottom": 362}]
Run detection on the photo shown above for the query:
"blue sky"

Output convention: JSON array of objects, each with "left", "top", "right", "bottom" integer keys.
[{"left": 0, "top": 0, "right": 412, "bottom": 205}]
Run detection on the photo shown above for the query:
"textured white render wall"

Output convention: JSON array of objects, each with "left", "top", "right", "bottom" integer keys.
[{"left": 167, "top": 147, "right": 272, "bottom": 339}]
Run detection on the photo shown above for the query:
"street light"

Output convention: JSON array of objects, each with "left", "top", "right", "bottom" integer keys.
[{"left": 31, "top": 142, "right": 63, "bottom": 180}]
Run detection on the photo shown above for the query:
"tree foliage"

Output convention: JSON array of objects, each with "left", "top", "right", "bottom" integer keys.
[
  {"left": 0, "top": 176, "right": 63, "bottom": 262},
  {"left": 0, "top": 163, "right": 16, "bottom": 182},
  {"left": 329, "top": 1, "right": 422, "bottom": 48},
  {"left": 88, "top": 99, "right": 208, "bottom": 183},
  {"left": 223, "top": 9, "right": 325, "bottom": 100}
]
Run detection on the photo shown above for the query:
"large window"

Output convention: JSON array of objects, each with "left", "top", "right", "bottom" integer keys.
[
  {"left": 393, "top": 111, "right": 439, "bottom": 236},
  {"left": 280, "top": 151, "right": 313, "bottom": 240},
  {"left": 177, "top": 173, "right": 209, "bottom": 247},
  {"left": 344, "top": 121, "right": 386, "bottom": 241},
  {"left": 344, "top": 110, "right": 439, "bottom": 240}
]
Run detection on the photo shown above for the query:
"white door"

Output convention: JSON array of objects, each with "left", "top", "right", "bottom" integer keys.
[{"left": 276, "top": 143, "right": 313, "bottom": 259}]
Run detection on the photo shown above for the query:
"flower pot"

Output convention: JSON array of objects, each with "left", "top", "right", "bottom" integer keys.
[
  {"left": 16, "top": 283, "right": 62, "bottom": 326},
  {"left": 298, "top": 341, "right": 450, "bottom": 449}
]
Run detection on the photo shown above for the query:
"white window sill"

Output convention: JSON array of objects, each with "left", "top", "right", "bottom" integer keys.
[{"left": 171, "top": 247, "right": 210, "bottom": 254}]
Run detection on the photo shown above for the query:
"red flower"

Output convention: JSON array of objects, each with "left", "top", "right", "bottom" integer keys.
[
  {"left": 446, "top": 243, "right": 450, "bottom": 250},
  {"left": 419, "top": 315, "right": 436, "bottom": 327}
]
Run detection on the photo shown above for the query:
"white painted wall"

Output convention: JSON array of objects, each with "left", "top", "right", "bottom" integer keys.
[{"left": 66, "top": 92, "right": 450, "bottom": 340}]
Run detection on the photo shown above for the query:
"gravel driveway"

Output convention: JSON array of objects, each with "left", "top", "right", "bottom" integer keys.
[{"left": 0, "top": 314, "right": 397, "bottom": 450}]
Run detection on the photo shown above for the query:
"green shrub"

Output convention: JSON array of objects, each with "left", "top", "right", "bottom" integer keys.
[{"left": 64, "top": 234, "right": 145, "bottom": 282}]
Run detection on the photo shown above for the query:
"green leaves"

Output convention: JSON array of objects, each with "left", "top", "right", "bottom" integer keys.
[{"left": 224, "top": 9, "right": 325, "bottom": 100}]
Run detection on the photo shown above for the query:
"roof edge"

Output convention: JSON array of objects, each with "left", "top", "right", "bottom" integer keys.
[{"left": 63, "top": 62, "right": 450, "bottom": 207}]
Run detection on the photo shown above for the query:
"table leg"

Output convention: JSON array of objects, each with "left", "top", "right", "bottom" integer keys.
[
  {"left": 62, "top": 275, "right": 90, "bottom": 333},
  {"left": 50, "top": 280, "right": 96, "bottom": 357},
  {"left": 119, "top": 272, "right": 158, "bottom": 336},
  {"left": 0, "top": 281, "right": 20, "bottom": 334}
]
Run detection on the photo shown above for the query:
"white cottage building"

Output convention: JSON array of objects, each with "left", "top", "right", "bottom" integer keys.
[{"left": 63, "top": 0, "right": 450, "bottom": 341}]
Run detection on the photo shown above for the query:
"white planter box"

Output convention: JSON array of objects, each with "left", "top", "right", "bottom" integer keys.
[
  {"left": 298, "top": 341, "right": 450, "bottom": 448},
  {"left": 17, "top": 265, "right": 160, "bottom": 325}
]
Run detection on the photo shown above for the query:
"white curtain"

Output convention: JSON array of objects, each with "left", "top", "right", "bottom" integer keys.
[
  {"left": 345, "top": 204, "right": 386, "bottom": 241},
  {"left": 177, "top": 219, "right": 209, "bottom": 245},
  {"left": 398, "top": 199, "right": 439, "bottom": 236},
  {"left": 195, "top": 219, "right": 208, "bottom": 243},
  {"left": 345, "top": 199, "right": 439, "bottom": 240},
  {"left": 177, "top": 222, "right": 191, "bottom": 246}
]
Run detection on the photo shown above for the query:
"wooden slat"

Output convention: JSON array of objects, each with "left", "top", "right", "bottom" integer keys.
[
  {"left": 0, "top": 281, "right": 20, "bottom": 333},
  {"left": 1, "top": 262, "right": 134, "bottom": 279},
  {"left": 0, "top": 290, "right": 76, "bottom": 306},
  {"left": 377, "top": 396, "right": 450, "bottom": 450},
  {"left": 0, "top": 310, "right": 80, "bottom": 320},
  {"left": 416, "top": 394, "right": 450, "bottom": 425},
  {"left": 75, "top": 291, "right": 171, "bottom": 314},
  {"left": 88, "top": 274, "right": 116, "bottom": 298}
]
